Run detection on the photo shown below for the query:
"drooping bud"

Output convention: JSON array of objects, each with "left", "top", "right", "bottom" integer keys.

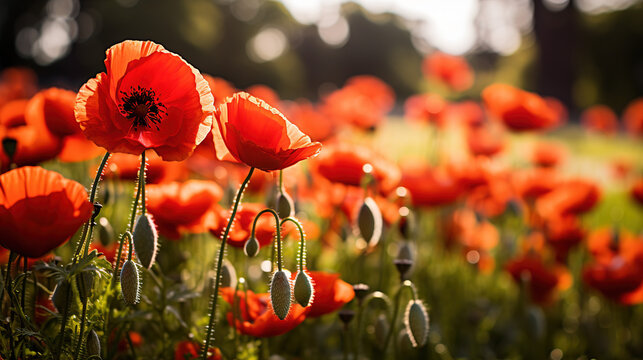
[
  {"left": 374, "top": 314, "right": 389, "bottom": 348},
  {"left": 2, "top": 137, "right": 18, "bottom": 162},
  {"left": 86, "top": 329, "right": 101, "bottom": 356},
  {"left": 244, "top": 236, "right": 260, "bottom": 257},
  {"left": 276, "top": 191, "right": 295, "bottom": 219},
  {"left": 397, "top": 329, "right": 415, "bottom": 356},
  {"left": 393, "top": 259, "right": 413, "bottom": 280},
  {"left": 120, "top": 260, "right": 141, "bottom": 305},
  {"left": 397, "top": 242, "right": 414, "bottom": 261},
  {"left": 76, "top": 271, "right": 94, "bottom": 303},
  {"left": 404, "top": 300, "right": 429, "bottom": 347},
  {"left": 270, "top": 270, "right": 292, "bottom": 320},
  {"left": 220, "top": 259, "right": 237, "bottom": 288},
  {"left": 356, "top": 197, "right": 383, "bottom": 246},
  {"left": 338, "top": 309, "right": 355, "bottom": 326},
  {"left": 98, "top": 217, "right": 114, "bottom": 246},
  {"left": 132, "top": 214, "right": 158, "bottom": 269},
  {"left": 51, "top": 279, "right": 71, "bottom": 312},
  {"left": 352, "top": 283, "right": 370, "bottom": 304},
  {"left": 294, "top": 270, "right": 314, "bottom": 307}
]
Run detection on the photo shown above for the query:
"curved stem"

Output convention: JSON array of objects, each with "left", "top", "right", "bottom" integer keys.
[
  {"left": 74, "top": 152, "right": 110, "bottom": 261},
  {"left": 201, "top": 167, "right": 255, "bottom": 360},
  {"left": 382, "top": 280, "right": 417, "bottom": 354},
  {"left": 280, "top": 217, "right": 306, "bottom": 272},
  {"left": 111, "top": 232, "right": 132, "bottom": 284},
  {"left": 251, "top": 208, "right": 281, "bottom": 269}
]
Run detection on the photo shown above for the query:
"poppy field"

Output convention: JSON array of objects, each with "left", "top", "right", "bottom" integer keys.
[{"left": 0, "top": 28, "right": 643, "bottom": 360}]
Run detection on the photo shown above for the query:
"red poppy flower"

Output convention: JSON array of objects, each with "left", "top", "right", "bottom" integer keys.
[
  {"left": 422, "top": 52, "right": 474, "bottom": 91},
  {"left": 174, "top": 341, "right": 222, "bottom": 360},
  {"left": 102, "top": 152, "right": 188, "bottom": 184},
  {"left": 544, "top": 215, "right": 585, "bottom": 263},
  {"left": 512, "top": 168, "right": 559, "bottom": 201},
  {"left": 146, "top": 180, "right": 223, "bottom": 239},
  {"left": 203, "top": 75, "right": 237, "bottom": 106},
  {"left": 344, "top": 75, "right": 395, "bottom": 114},
  {"left": 312, "top": 142, "right": 400, "bottom": 195},
  {"left": 464, "top": 171, "right": 513, "bottom": 218},
  {"left": 466, "top": 125, "right": 504, "bottom": 157},
  {"left": 400, "top": 162, "right": 462, "bottom": 207},
  {"left": 482, "top": 83, "right": 558, "bottom": 132},
  {"left": 212, "top": 92, "right": 321, "bottom": 171},
  {"left": 505, "top": 253, "right": 572, "bottom": 304},
  {"left": 209, "top": 203, "right": 286, "bottom": 249},
  {"left": 544, "top": 97, "right": 568, "bottom": 125},
  {"left": 536, "top": 179, "right": 600, "bottom": 219},
  {"left": 75, "top": 40, "right": 214, "bottom": 161},
  {"left": 581, "top": 105, "right": 618, "bottom": 134},
  {"left": 306, "top": 271, "right": 355, "bottom": 318},
  {"left": 222, "top": 287, "right": 309, "bottom": 337},
  {"left": 0, "top": 166, "right": 92, "bottom": 258},
  {"left": 404, "top": 93, "right": 447, "bottom": 127},
  {"left": 246, "top": 84, "right": 280, "bottom": 108},
  {"left": 284, "top": 99, "right": 336, "bottom": 142},
  {"left": 0, "top": 99, "right": 62, "bottom": 171},
  {"left": 0, "top": 67, "right": 37, "bottom": 108},
  {"left": 623, "top": 98, "right": 643, "bottom": 137},
  {"left": 25, "top": 88, "right": 102, "bottom": 162},
  {"left": 631, "top": 177, "right": 643, "bottom": 206},
  {"left": 583, "top": 228, "right": 643, "bottom": 305},
  {"left": 530, "top": 141, "right": 566, "bottom": 168}
]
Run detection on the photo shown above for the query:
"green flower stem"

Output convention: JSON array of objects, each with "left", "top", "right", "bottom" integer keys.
[
  {"left": 382, "top": 280, "right": 417, "bottom": 355},
  {"left": 280, "top": 217, "right": 306, "bottom": 272},
  {"left": 73, "top": 297, "right": 89, "bottom": 360},
  {"left": 74, "top": 152, "right": 110, "bottom": 261},
  {"left": 55, "top": 279, "right": 73, "bottom": 360},
  {"left": 201, "top": 167, "right": 255, "bottom": 360},
  {"left": 252, "top": 208, "right": 281, "bottom": 270}
]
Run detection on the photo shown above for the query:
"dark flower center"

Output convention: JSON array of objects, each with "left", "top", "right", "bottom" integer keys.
[{"left": 119, "top": 86, "right": 167, "bottom": 131}]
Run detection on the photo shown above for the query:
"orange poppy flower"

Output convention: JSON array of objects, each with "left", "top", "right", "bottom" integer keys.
[
  {"left": 174, "top": 341, "right": 222, "bottom": 360},
  {"left": 400, "top": 162, "right": 462, "bottom": 207},
  {"left": 466, "top": 125, "right": 504, "bottom": 157},
  {"left": 505, "top": 253, "right": 572, "bottom": 304},
  {"left": 312, "top": 142, "right": 400, "bottom": 195},
  {"left": 544, "top": 97, "right": 568, "bottom": 125},
  {"left": 544, "top": 215, "right": 585, "bottom": 263},
  {"left": 512, "top": 168, "right": 559, "bottom": 201},
  {"left": 464, "top": 171, "right": 513, "bottom": 218},
  {"left": 0, "top": 99, "right": 62, "bottom": 170},
  {"left": 305, "top": 271, "right": 355, "bottom": 318},
  {"left": 25, "top": 88, "right": 102, "bottom": 162},
  {"left": 536, "top": 179, "right": 600, "bottom": 219},
  {"left": 246, "top": 84, "right": 280, "bottom": 108},
  {"left": 631, "top": 177, "right": 643, "bottom": 206},
  {"left": 581, "top": 105, "right": 618, "bottom": 134},
  {"left": 0, "top": 67, "right": 37, "bottom": 108},
  {"left": 344, "top": 75, "right": 395, "bottom": 114},
  {"left": 102, "top": 152, "right": 188, "bottom": 184},
  {"left": 203, "top": 75, "right": 237, "bottom": 106},
  {"left": 404, "top": 93, "right": 447, "bottom": 127},
  {"left": 146, "top": 180, "right": 223, "bottom": 239},
  {"left": 422, "top": 52, "right": 474, "bottom": 91},
  {"left": 222, "top": 287, "right": 309, "bottom": 337},
  {"left": 530, "top": 141, "right": 566, "bottom": 168},
  {"left": 0, "top": 166, "right": 92, "bottom": 258},
  {"left": 623, "top": 98, "right": 643, "bottom": 137},
  {"left": 75, "top": 40, "right": 214, "bottom": 161},
  {"left": 482, "top": 83, "right": 558, "bottom": 132},
  {"left": 209, "top": 203, "right": 285, "bottom": 249},
  {"left": 583, "top": 228, "right": 643, "bottom": 305},
  {"left": 284, "top": 99, "right": 336, "bottom": 142},
  {"left": 212, "top": 92, "right": 322, "bottom": 171}
]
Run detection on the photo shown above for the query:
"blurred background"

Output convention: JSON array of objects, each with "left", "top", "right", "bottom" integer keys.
[{"left": 0, "top": 0, "right": 641, "bottom": 115}]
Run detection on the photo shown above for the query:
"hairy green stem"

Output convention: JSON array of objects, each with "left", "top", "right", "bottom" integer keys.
[{"left": 281, "top": 217, "right": 306, "bottom": 272}]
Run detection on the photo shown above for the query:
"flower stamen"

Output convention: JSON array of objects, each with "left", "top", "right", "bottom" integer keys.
[{"left": 119, "top": 86, "right": 166, "bottom": 131}]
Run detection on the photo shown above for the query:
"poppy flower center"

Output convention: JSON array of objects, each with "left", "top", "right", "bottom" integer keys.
[{"left": 119, "top": 86, "right": 167, "bottom": 131}]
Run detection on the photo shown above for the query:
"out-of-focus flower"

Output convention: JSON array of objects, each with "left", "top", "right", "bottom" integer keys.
[
  {"left": 530, "top": 142, "right": 567, "bottom": 168},
  {"left": 466, "top": 125, "right": 504, "bottom": 157},
  {"left": 544, "top": 97, "right": 568, "bottom": 126},
  {"left": 0, "top": 166, "right": 92, "bottom": 258},
  {"left": 583, "top": 228, "right": 643, "bottom": 305},
  {"left": 102, "top": 152, "right": 189, "bottom": 184},
  {"left": 623, "top": 98, "right": 643, "bottom": 137},
  {"left": 401, "top": 162, "right": 462, "bottom": 207},
  {"left": 210, "top": 202, "right": 286, "bottom": 249},
  {"left": 482, "top": 84, "right": 559, "bottom": 132},
  {"left": 174, "top": 340, "right": 222, "bottom": 360},
  {"left": 536, "top": 179, "right": 600, "bottom": 219},
  {"left": 75, "top": 40, "right": 214, "bottom": 161},
  {"left": 422, "top": 52, "right": 474, "bottom": 91},
  {"left": 305, "top": 271, "right": 354, "bottom": 318},
  {"left": 203, "top": 75, "right": 236, "bottom": 106},
  {"left": 222, "top": 287, "right": 309, "bottom": 337},
  {"left": 581, "top": 105, "right": 618, "bottom": 135},
  {"left": 0, "top": 67, "right": 38, "bottom": 108},
  {"left": 404, "top": 93, "right": 447, "bottom": 127},
  {"left": 512, "top": 168, "right": 559, "bottom": 202},
  {"left": 285, "top": 99, "right": 336, "bottom": 142},
  {"left": 505, "top": 253, "right": 572, "bottom": 304},
  {"left": 212, "top": 92, "right": 321, "bottom": 171},
  {"left": 544, "top": 215, "right": 585, "bottom": 262},
  {"left": 246, "top": 84, "right": 280, "bottom": 108},
  {"left": 146, "top": 180, "right": 223, "bottom": 239},
  {"left": 631, "top": 177, "right": 643, "bottom": 206}
]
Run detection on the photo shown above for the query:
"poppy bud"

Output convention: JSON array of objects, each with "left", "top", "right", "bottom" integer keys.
[
  {"left": 397, "top": 329, "right": 415, "bottom": 356},
  {"left": 221, "top": 259, "right": 237, "bottom": 288},
  {"left": 352, "top": 283, "right": 370, "bottom": 303},
  {"left": 86, "top": 329, "right": 101, "bottom": 356},
  {"left": 92, "top": 203, "right": 103, "bottom": 221},
  {"left": 294, "top": 270, "right": 314, "bottom": 307},
  {"left": 393, "top": 259, "right": 413, "bottom": 280},
  {"left": 356, "top": 197, "right": 383, "bottom": 246},
  {"left": 338, "top": 309, "right": 355, "bottom": 325},
  {"left": 270, "top": 270, "right": 292, "bottom": 320},
  {"left": 133, "top": 214, "right": 158, "bottom": 269},
  {"left": 51, "top": 279, "right": 71, "bottom": 312},
  {"left": 397, "top": 242, "right": 414, "bottom": 262},
  {"left": 398, "top": 209, "right": 416, "bottom": 239},
  {"left": 276, "top": 191, "right": 295, "bottom": 219},
  {"left": 374, "top": 314, "right": 389, "bottom": 349},
  {"left": 2, "top": 137, "right": 18, "bottom": 162},
  {"left": 404, "top": 300, "right": 429, "bottom": 347},
  {"left": 76, "top": 271, "right": 94, "bottom": 303},
  {"left": 98, "top": 217, "right": 114, "bottom": 246},
  {"left": 120, "top": 260, "right": 141, "bottom": 305},
  {"left": 244, "top": 236, "right": 260, "bottom": 257}
]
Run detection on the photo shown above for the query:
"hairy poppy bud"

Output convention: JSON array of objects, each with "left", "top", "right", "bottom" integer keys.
[
  {"left": 76, "top": 271, "right": 94, "bottom": 303},
  {"left": 120, "top": 260, "right": 141, "bottom": 305},
  {"left": 294, "top": 270, "right": 314, "bottom": 307},
  {"left": 244, "top": 236, "right": 260, "bottom": 257},
  {"left": 374, "top": 314, "right": 389, "bottom": 348},
  {"left": 276, "top": 191, "right": 295, "bottom": 219},
  {"left": 270, "top": 270, "right": 292, "bottom": 320},
  {"left": 98, "top": 217, "right": 114, "bottom": 246},
  {"left": 404, "top": 300, "right": 429, "bottom": 347},
  {"left": 133, "top": 214, "right": 158, "bottom": 269},
  {"left": 397, "top": 329, "right": 415, "bottom": 356},
  {"left": 356, "top": 197, "right": 382, "bottom": 246},
  {"left": 86, "top": 329, "right": 101, "bottom": 356},
  {"left": 51, "top": 279, "right": 71, "bottom": 312},
  {"left": 221, "top": 259, "right": 237, "bottom": 288}
]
